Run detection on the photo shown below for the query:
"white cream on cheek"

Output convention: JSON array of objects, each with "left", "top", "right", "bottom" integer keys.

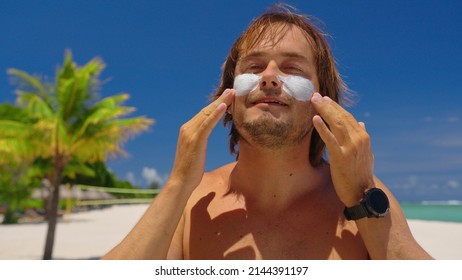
[
  {"left": 233, "top": 73, "right": 261, "bottom": 96},
  {"left": 233, "top": 73, "right": 314, "bottom": 101},
  {"left": 278, "top": 75, "right": 314, "bottom": 101}
]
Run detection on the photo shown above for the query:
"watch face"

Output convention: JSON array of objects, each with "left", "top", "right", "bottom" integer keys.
[{"left": 366, "top": 188, "right": 390, "bottom": 216}]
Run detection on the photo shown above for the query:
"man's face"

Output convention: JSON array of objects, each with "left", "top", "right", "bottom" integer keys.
[{"left": 231, "top": 24, "right": 320, "bottom": 149}]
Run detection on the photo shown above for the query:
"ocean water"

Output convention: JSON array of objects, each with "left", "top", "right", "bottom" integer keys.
[{"left": 400, "top": 201, "right": 462, "bottom": 223}]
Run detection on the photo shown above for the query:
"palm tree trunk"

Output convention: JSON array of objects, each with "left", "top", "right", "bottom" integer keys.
[
  {"left": 1, "top": 205, "right": 18, "bottom": 224},
  {"left": 43, "top": 166, "right": 63, "bottom": 260}
]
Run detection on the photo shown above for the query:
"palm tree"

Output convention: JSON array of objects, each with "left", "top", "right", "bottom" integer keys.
[
  {"left": 4, "top": 51, "right": 154, "bottom": 259},
  {"left": 0, "top": 103, "right": 42, "bottom": 164},
  {"left": 0, "top": 103, "right": 43, "bottom": 223}
]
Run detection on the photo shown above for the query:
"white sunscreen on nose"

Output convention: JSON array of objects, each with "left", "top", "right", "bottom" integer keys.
[{"left": 233, "top": 73, "right": 314, "bottom": 101}]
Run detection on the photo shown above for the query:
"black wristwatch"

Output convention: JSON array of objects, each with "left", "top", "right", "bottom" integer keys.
[{"left": 344, "top": 188, "right": 390, "bottom": 220}]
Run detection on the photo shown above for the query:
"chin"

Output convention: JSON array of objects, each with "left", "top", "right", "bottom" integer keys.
[{"left": 247, "top": 107, "right": 287, "bottom": 121}]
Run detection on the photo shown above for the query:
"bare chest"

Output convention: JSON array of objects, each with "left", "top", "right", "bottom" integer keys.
[{"left": 184, "top": 193, "right": 368, "bottom": 259}]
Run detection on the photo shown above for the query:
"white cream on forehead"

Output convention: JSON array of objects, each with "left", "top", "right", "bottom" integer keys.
[{"left": 233, "top": 73, "right": 314, "bottom": 101}]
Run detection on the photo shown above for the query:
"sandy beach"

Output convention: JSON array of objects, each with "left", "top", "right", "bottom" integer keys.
[{"left": 0, "top": 204, "right": 461, "bottom": 260}]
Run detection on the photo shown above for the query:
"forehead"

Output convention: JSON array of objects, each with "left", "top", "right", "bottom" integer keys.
[{"left": 239, "top": 24, "right": 315, "bottom": 61}]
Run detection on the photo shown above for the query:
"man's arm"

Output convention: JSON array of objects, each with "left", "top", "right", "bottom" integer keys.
[
  {"left": 359, "top": 177, "right": 432, "bottom": 259},
  {"left": 311, "top": 92, "right": 432, "bottom": 259},
  {"left": 102, "top": 89, "right": 235, "bottom": 259}
]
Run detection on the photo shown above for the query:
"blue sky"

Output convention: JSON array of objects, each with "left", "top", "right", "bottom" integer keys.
[{"left": 1, "top": 0, "right": 461, "bottom": 201}]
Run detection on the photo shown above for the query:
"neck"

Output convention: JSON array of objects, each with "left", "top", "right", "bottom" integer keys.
[{"left": 229, "top": 137, "right": 328, "bottom": 211}]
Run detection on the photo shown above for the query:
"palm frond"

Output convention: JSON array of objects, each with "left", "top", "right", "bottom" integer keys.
[
  {"left": 69, "top": 115, "right": 153, "bottom": 161},
  {"left": 4, "top": 49, "right": 154, "bottom": 178},
  {"left": 57, "top": 51, "right": 105, "bottom": 121},
  {"left": 15, "top": 91, "right": 54, "bottom": 119},
  {"left": 63, "top": 158, "right": 96, "bottom": 179},
  {"left": 72, "top": 94, "right": 136, "bottom": 139},
  {"left": 0, "top": 121, "right": 40, "bottom": 164},
  {"left": 7, "top": 68, "right": 48, "bottom": 98}
]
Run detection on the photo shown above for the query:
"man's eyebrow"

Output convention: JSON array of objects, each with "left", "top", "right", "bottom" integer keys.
[{"left": 240, "top": 51, "right": 310, "bottom": 62}]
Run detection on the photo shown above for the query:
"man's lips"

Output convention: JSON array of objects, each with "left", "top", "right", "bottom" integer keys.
[{"left": 252, "top": 97, "right": 288, "bottom": 106}]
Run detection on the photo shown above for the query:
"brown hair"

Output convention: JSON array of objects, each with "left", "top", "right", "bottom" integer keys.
[{"left": 211, "top": 4, "right": 350, "bottom": 167}]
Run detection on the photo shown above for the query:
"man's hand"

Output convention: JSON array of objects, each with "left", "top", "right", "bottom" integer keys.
[
  {"left": 169, "top": 89, "right": 235, "bottom": 191},
  {"left": 310, "top": 92, "right": 375, "bottom": 207},
  {"left": 102, "top": 90, "right": 235, "bottom": 260}
]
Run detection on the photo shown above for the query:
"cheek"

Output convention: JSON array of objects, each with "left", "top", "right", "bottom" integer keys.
[
  {"left": 229, "top": 96, "right": 246, "bottom": 115},
  {"left": 295, "top": 101, "right": 317, "bottom": 120},
  {"left": 278, "top": 75, "right": 315, "bottom": 101},
  {"left": 233, "top": 74, "right": 261, "bottom": 96}
]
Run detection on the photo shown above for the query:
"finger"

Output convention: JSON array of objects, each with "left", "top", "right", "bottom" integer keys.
[
  {"left": 311, "top": 92, "right": 363, "bottom": 142},
  {"left": 311, "top": 93, "right": 353, "bottom": 128},
  {"left": 200, "top": 102, "right": 227, "bottom": 134},
  {"left": 322, "top": 95, "right": 364, "bottom": 134},
  {"left": 311, "top": 92, "right": 350, "bottom": 143},
  {"left": 312, "top": 115, "right": 340, "bottom": 152},
  {"left": 188, "top": 89, "right": 234, "bottom": 128},
  {"left": 198, "top": 90, "right": 235, "bottom": 135},
  {"left": 205, "top": 89, "right": 235, "bottom": 114},
  {"left": 358, "top": 122, "right": 366, "bottom": 130},
  {"left": 197, "top": 89, "right": 234, "bottom": 118}
]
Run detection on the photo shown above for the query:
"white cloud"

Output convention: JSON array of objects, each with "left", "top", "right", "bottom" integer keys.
[
  {"left": 447, "top": 117, "right": 459, "bottom": 123},
  {"left": 408, "top": 175, "right": 418, "bottom": 187},
  {"left": 126, "top": 172, "right": 136, "bottom": 185},
  {"left": 142, "top": 167, "right": 166, "bottom": 185},
  {"left": 447, "top": 180, "right": 459, "bottom": 189},
  {"left": 125, "top": 167, "right": 168, "bottom": 187}
]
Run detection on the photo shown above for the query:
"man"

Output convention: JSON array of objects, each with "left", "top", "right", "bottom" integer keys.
[{"left": 103, "top": 5, "right": 432, "bottom": 260}]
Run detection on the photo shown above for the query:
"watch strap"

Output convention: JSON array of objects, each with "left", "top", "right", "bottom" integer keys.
[
  {"left": 343, "top": 204, "right": 368, "bottom": 220},
  {"left": 344, "top": 188, "right": 390, "bottom": 220}
]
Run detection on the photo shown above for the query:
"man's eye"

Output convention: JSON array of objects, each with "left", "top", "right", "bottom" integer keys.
[
  {"left": 247, "top": 65, "right": 264, "bottom": 73},
  {"left": 283, "top": 66, "right": 302, "bottom": 73}
]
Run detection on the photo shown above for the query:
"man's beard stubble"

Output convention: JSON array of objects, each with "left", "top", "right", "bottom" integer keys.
[{"left": 238, "top": 113, "right": 312, "bottom": 149}]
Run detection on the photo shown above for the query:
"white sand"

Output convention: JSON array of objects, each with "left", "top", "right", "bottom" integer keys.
[
  {"left": 0, "top": 204, "right": 461, "bottom": 260},
  {"left": 0, "top": 205, "right": 146, "bottom": 260}
]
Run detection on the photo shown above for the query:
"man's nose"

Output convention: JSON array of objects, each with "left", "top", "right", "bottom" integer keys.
[{"left": 259, "top": 61, "right": 282, "bottom": 91}]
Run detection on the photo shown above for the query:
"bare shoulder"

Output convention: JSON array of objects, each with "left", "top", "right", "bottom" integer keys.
[
  {"left": 204, "top": 162, "right": 236, "bottom": 183},
  {"left": 196, "top": 163, "right": 236, "bottom": 193},
  {"left": 187, "top": 162, "right": 236, "bottom": 201}
]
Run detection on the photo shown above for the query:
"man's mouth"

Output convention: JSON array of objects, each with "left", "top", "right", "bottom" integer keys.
[{"left": 253, "top": 98, "right": 288, "bottom": 106}]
